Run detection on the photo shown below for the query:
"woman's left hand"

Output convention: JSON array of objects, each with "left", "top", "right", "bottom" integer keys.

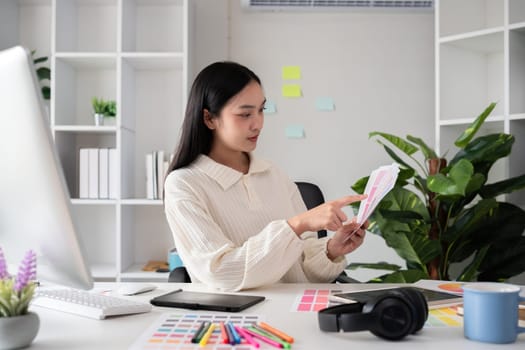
[{"left": 326, "top": 219, "right": 368, "bottom": 260}]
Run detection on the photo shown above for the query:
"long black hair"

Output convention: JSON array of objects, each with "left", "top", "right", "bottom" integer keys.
[{"left": 167, "top": 61, "right": 261, "bottom": 173}]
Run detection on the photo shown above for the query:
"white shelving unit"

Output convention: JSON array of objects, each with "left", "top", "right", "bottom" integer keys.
[
  {"left": 436, "top": 0, "right": 525, "bottom": 207},
  {"left": 0, "top": 0, "right": 193, "bottom": 281}
]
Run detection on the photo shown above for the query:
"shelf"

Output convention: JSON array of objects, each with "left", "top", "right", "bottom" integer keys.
[
  {"left": 71, "top": 199, "right": 117, "bottom": 205},
  {"left": 510, "top": 0, "right": 525, "bottom": 25},
  {"left": 120, "top": 264, "right": 170, "bottom": 281},
  {"left": 54, "top": 125, "right": 117, "bottom": 133},
  {"left": 510, "top": 113, "right": 525, "bottom": 121},
  {"left": 121, "top": 53, "right": 184, "bottom": 69},
  {"left": 439, "top": 115, "right": 504, "bottom": 126},
  {"left": 121, "top": 199, "right": 164, "bottom": 205},
  {"left": 439, "top": 0, "right": 504, "bottom": 37},
  {"left": 439, "top": 30, "right": 504, "bottom": 121},
  {"left": 55, "top": 0, "right": 118, "bottom": 52}
]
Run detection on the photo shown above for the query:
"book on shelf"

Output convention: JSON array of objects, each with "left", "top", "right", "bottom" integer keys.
[
  {"left": 78, "top": 147, "right": 117, "bottom": 200},
  {"left": 145, "top": 150, "right": 170, "bottom": 200}
]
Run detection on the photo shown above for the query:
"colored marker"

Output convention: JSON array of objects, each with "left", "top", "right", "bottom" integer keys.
[
  {"left": 226, "top": 321, "right": 241, "bottom": 344},
  {"left": 219, "top": 321, "right": 229, "bottom": 344},
  {"left": 224, "top": 321, "right": 235, "bottom": 345},
  {"left": 258, "top": 321, "right": 294, "bottom": 343},
  {"left": 244, "top": 327, "right": 284, "bottom": 349},
  {"left": 235, "top": 325, "right": 260, "bottom": 348},
  {"left": 191, "top": 321, "right": 209, "bottom": 343},
  {"left": 249, "top": 325, "right": 291, "bottom": 349},
  {"left": 199, "top": 323, "right": 216, "bottom": 347}
]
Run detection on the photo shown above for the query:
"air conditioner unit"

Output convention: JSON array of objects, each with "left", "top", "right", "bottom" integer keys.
[{"left": 240, "top": 0, "right": 434, "bottom": 11}]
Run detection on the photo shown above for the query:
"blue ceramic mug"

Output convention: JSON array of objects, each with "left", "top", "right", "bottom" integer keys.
[{"left": 463, "top": 282, "right": 525, "bottom": 344}]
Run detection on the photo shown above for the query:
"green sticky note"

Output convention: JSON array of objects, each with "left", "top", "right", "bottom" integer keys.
[
  {"left": 282, "top": 66, "right": 301, "bottom": 80},
  {"left": 264, "top": 100, "right": 277, "bottom": 114},
  {"left": 282, "top": 84, "right": 302, "bottom": 98},
  {"left": 285, "top": 125, "right": 305, "bottom": 139},
  {"left": 315, "top": 97, "right": 335, "bottom": 111}
]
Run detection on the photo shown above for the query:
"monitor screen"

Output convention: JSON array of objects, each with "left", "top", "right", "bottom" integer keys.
[{"left": 0, "top": 46, "right": 93, "bottom": 290}]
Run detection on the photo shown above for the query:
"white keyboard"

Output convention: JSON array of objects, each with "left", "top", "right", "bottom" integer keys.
[{"left": 32, "top": 288, "right": 152, "bottom": 320}]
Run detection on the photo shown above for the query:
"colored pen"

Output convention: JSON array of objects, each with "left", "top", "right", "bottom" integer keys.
[
  {"left": 226, "top": 321, "right": 241, "bottom": 344},
  {"left": 249, "top": 325, "right": 291, "bottom": 349},
  {"left": 224, "top": 321, "right": 236, "bottom": 345},
  {"left": 258, "top": 321, "right": 294, "bottom": 343},
  {"left": 191, "top": 321, "right": 209, "bottom": 343},
  {"left": 235, "top": 325, "right": 260, "bottom": 348},
  {"left": 199, "top": 323, "right": 216, "bottom": 347},
  {"left": 219, "top": 321, "right": 229, "bottom": 344},
  {"left": 244, "top": 327, "right": 284, "bottom": 349}
]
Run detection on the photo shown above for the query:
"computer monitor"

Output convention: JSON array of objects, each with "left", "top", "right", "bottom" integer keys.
[{"left": 0, "top": 46, "right": 93, "bottom": 290}]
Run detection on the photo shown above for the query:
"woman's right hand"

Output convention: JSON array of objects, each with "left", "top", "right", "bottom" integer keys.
[{"left": 287, "top": 194, "right": 367, "bottom": 235}]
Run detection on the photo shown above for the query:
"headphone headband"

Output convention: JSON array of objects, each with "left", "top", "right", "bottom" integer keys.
[{"left": 317, "top": 287, "right": 428, "bottom": 341}]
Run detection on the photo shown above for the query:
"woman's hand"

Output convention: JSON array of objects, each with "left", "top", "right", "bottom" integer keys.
[
  {"left": 287, "top": 194, "right": 367, "bottom": 235},
  {"left": 326, "top": 219, "right": 369, "bottom": 260}
]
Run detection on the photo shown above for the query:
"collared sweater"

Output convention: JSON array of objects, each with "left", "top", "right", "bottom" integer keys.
[{"left": 164, "top": 155, "right": 346, "bottom": 291}]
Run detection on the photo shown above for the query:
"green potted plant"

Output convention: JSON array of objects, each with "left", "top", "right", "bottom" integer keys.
[
  {"left": 91, "top": 97, "right": 107, "bottom": 126},
  {"left": 103, "top": 100, "right": 117, "bottom": 126},
  {"left": 349, "top": 103, "right": 525, "bottom": 283},
  {"left": 31, "top": 50, "right": 50, "bottom": 101},
  {"left": 0, "top": 247, "right": 39, "bottom": 349}
]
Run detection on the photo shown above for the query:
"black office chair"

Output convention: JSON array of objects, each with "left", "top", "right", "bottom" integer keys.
[{"left": 168, "top": 181, "right": 358, "bottom": 283}]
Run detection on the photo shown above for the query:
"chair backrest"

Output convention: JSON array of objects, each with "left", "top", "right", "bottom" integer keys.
[{"left": 295, "top": 182, "right": 328, "bottom": 238}]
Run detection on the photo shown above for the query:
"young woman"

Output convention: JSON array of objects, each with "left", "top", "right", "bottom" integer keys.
[{"left": 164, "top": 61, "right": 367, "bottom": 291}]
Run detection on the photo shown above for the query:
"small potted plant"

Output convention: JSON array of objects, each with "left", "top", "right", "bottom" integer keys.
[
  {"left": 0, "top": 247, "right": 39, "bottom": 350},
  {"left": 91, "top": 97, "right": 107, "bottom": 126},
  {"left": 104, "top": 100, "right": 117, "bottom": 126}
]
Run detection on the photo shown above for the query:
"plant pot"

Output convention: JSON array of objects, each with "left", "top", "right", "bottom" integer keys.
[
  {"left": 93, "top": 113, "right": 104, "bottom": 126},
  {"left": 0, "top": 312, "right": 39, "bottom": 350},
  {"left": 104, "top": 116, "right": 116, "bottom": 126}
]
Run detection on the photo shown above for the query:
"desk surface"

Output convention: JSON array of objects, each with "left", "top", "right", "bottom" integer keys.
[{"left": 29, "top": 282, "right": 524, "bottom": 350}]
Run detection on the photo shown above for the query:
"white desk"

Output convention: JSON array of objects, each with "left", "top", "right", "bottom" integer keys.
[{"left": 29, "top": 283, "right": 524, "bottom": 349}]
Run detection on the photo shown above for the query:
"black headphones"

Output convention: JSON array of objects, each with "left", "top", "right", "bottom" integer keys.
[{"left": 318, "top": 287, "right": 428, "bottom": 341}]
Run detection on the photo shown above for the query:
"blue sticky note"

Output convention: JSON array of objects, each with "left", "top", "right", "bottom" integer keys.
[
  {"left": 315, "top": 97, "right": 335, "bottom": 111},
  {"left": 285, "top": 125, "right": 305, "bottom": 139},
  {"left": 264, "top": 100, "right": 277, "bottom": 114}
]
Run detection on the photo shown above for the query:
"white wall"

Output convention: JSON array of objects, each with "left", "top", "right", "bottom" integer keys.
[{"left": 193, "top": 0, "right": 435, "bottom": 281}]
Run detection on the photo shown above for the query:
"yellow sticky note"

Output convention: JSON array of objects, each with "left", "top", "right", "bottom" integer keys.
[
  {"left": 282, "top": 66, "right": 301, "bottom": 80},
  {"left": 282, "top": 84, "right": 302, "bottom": 98}
]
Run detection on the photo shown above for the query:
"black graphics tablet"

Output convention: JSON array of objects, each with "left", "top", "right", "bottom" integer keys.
[
  {"left": 150, "top": 289, "right": 265, "bottom": 312},
  {"left": 330, "top": 286, "right": 463, "bottom": 309}
]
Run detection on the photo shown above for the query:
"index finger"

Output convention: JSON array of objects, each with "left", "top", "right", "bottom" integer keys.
[{"left": 334, "top": 194, "right": 367, "bottom": 207}]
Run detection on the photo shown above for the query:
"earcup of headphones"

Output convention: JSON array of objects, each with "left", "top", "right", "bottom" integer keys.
[
  {"left": 364, "top": 294, "right": 414, "bottom": 340},
  {"left": 397, "top": 287, "right": 429, "bottom": 333}
]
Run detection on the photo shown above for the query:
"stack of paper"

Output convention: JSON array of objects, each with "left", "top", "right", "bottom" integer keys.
[{"left": 355, "top": 163, "right": 399, "bottom": 225}]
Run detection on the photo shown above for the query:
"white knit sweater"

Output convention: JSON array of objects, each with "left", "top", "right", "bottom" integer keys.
[{"left": 164, "top": 154, "right": 346, "bottom": 291}]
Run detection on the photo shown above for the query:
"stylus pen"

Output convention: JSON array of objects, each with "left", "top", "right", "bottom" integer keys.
[
  {"left": 243, "top": 327, "right": 284, "bottom": 349},
  {"left": 199, "top": 323, "right": 216, "bottom": 347},
  {"left": 249, "top": 325, "right": 291, "bottom": 349},
  {"left": 224, "top": 321, "right": 236, "bottom": 345},
  {"left": 219, "top": 322, "right": 229, "bottom": 344},
  {"left": 258, "top": 321, "right": 294, "bottom": 343},
  {"left": 191, "top": 321, "right": 210, "bottom": 343},
  {"left": 226, "top": 321, "right": 241, "bottom": 344},
  {"left": 235, "top": 325, "right": 260, "bottom": 348}
]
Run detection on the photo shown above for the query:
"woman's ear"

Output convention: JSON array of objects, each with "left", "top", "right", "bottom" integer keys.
[{"left": 203, "top": 109, "right": 215, "bottom": 130}]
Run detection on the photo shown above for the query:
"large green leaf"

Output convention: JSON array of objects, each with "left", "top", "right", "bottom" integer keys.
[
  {"left": 351, "top": 176, "right": 368, "bottom": 194},
  {"left": 454, "top": 102, "right": 497, "bottom": 148},
  {"left": 407, "top": 135, "right": 438, "bottom": 159},
  {"left": 478, "top": 237, "right": 525, "bottom": 281},
  {"left": 427, "top": 159, "right": 473, "bottom": 196},
  {"left": 450, "top": 134, "right": 514, "bottom": 170},
  {"left": 381, "top": 143, "right": 415, "bottom": 170},
  {"left": 457, "top": 245, "right": 490, "bottom": 282},
  {"left": 480, "top": 174, "right": 525, "bottom": 198},
  {"left": 382, "top": 231, "right": 441, "bottom": 269},
  {"left": 371, "top": 269, "right": 430, "bottom": 283},
  {"left": 369, "top": 132, "right": 418, "bottom": 156}
]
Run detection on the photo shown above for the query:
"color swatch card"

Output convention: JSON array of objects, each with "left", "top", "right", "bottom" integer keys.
[
  {"left": 291, "top": 289, "right": 343, "bottom": 312},
  {"left": 356, "top": 163, "right": 400, "bottom": 225},
  {"left": 426, "top": 306, "right": 462, "bottom": 327},
  {"left": 129, "top": 313, "right": 261, "bottom": 350}
]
